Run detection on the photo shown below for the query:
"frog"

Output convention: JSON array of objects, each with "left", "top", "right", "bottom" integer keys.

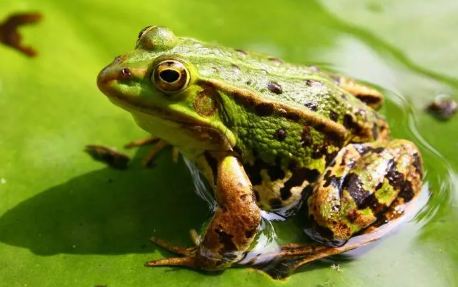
[{"left": 96, "top": 26, "right": 423, "bottom": 275}]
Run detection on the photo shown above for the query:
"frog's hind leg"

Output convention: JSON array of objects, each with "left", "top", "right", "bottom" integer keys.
[
  {"left": 242, "top": 140, "right": 423, "bottom": 278},
  {"left": 307, "top": 139, "right": 423, "bottom": 244},
  {"left": 333, "top": 74, "right": 384, "bottom": 110},
  {"left": 283, "top": 194, "right": 417, "bottom": 275},
  {"left": 125, "top": 136, "right": 180, "bottom": 166},
  {"left": 240, "top": 195, "right": 416, "bottom": 278}
]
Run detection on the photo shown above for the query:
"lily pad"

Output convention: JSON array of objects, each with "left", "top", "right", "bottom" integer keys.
[{"left": 0, "top": 0, "right": 457, "bottom": 286}]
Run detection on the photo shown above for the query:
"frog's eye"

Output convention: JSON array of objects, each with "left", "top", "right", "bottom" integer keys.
[{"left": 152, "top": 60, "right": 190, "bottom": 93}]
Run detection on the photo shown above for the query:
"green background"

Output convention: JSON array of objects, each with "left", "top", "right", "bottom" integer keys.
[{"left": 1, "top": 0, "right": 457, "bottom": 286}]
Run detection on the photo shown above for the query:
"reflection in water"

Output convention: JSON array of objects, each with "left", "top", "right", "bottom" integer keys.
[{"left": 183, "top": 157, "right": 216, "bottom": 211}]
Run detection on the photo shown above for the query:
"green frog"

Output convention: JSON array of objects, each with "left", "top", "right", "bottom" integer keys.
[{"left": 97, "top": 26, "right": 423, "bottom": 275}]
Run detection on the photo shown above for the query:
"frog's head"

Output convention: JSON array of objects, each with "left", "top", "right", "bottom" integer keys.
[{"left": 97, "top": 26, "right": 235, "bottom": 158}]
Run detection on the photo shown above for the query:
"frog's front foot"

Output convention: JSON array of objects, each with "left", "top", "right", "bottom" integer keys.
[{"left": 124, "top": 136, "right": 180, "bottom": 166}]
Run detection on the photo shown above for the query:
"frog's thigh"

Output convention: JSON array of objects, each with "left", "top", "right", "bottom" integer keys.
[
  {"left": 336, "top": 75, "right": 384, "bottom": 110},
  {"left": 308, "top": 140, "right": 423, "bottom": 242},
  {"left": 196, "top": 155, "right": 261, "bottom": 270}
]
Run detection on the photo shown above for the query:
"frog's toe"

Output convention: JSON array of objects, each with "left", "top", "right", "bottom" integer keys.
[
  {"left": 145, "top": 256, "right": 197, "bottom": 268},
  {"left": 124, "top": 136, "right": 180, "bottom": 167},
  {"left": 150, "top": 236, "right": 197, "bottom": 256}
]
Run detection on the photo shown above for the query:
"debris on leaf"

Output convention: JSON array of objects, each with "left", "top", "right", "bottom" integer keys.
[
  {"left": 331, "top": 263, "right": 341, "bottom": 272},
  {"left": 85, "top": 145, "right": 131, "bottom": 169},
  {"left": 0, "top": 12, "right": 42, "bottom": 57},
  {"left": 426, "top": 94, "right": 457, "bottom": 120}
]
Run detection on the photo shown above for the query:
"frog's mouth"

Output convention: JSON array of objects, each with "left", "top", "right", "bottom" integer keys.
[{"left": 97, "top": 64, "right": 235, "bottom": 154}]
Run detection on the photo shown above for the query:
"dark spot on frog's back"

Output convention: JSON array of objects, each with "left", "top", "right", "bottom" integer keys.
[
  {"left": 385, "top": 160, "right": 405, "bottom": 190},
  {"left": 325, "top": 150, "right": 339, "bottom": 166},
  {"left": 304, "top": 80, "right": 324, "bottom": 87},
  {"left": 267, "top": 165, "right": 286, "bottom": 181},
  {"left": 231, "top": 64, "right": 241, "bottom": 72},
  {"left": 398, "top": 180, "right": 415, "bottom": 202},
  {"left": 301, "top": 126, "right": 312, "bottom": 147},
  {"left": 371, "top": 123, "right": 379, "bottom": 140},
  {"left": 359, "top": 193, "right": 384, "bottom": 214},
  {"left": 329, "top": 110, "right": 339, "bottom": 122},
  {"left": 274, "top": 129, "right": 287, "bottom": 141},
  {"left": 279, "top": 167, "right": 320, "bottom": 201},
  {"left": 322, "top": 170, "right": 340, "bottom": 188},
  {"left": 353, "top": 144, "right": 373, "bottom": 155},
  {"left": 413, "top": 152, "right": 423, "bottom": 178},
  {"left": 281, "top": 111, "right": 301, "bottom": 122},
  {"left": 255, "top": 102, "right": 274, "bottom": 116},
  {"left": 244, "top": 160, "right": 264, "bottom": 185},
  {"left": 234, "top": 92, "right": 255, "bottom": 107},
  {"left": 371, "top": 147, "right": 385, "bottom": 154},
  {"left": 343, "top": 114, "right": 361, "bottom": 132},
  {"left": 267, "top": 81, "right": 283, "bottom": 95},
  {"left": 346, "top": 209, "right": 360, "bottom": 223},
  {"left": 234, "top": 48, "right": 247, "bottom": 55},
  {"left": 304, "top": 101, "right": 318, "bottom": 111},
  {"left": 343, "top": 172, "right": 368, "bottom": 207},
  {"left": 280, "top": 188, "right": 292, "bottom": 201},
  {"left": 360, "top": 95, "right": 383, "bottom": 106},
  {"left": 268, "top": 57, "right": 283, "bottom": 65},
  {"left": 312, "top": 145, "right": 327, "bottom": 159}
]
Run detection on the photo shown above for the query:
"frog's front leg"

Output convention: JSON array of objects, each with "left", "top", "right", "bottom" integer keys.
[{"left": 146, "top": 155, "right": 261, "bottom": 271}]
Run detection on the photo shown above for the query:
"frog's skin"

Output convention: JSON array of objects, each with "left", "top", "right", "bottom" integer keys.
[{"left": 97, "top": 26, "right": 423, "bottom": 274}]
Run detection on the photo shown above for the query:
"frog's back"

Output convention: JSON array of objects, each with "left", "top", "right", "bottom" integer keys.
[{"left": 172, "top": 37, "right": 386, "bottom": 144}]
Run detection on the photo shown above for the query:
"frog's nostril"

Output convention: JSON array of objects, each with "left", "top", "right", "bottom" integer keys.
[
  {"left": 121, "top": 68, "right": 132, "bottom": 76},
  {"left": 119, "top": 68, "right": 132, "bottom": 80}
]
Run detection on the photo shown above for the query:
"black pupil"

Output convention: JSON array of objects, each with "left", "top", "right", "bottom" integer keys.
[{"left": 160, "top": 70, "right": 180, "bottom": 83}]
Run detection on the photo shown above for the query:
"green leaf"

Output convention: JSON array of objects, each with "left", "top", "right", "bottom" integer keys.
[{"left": 0, "top": 0, "right": 457, "bottom": 286}]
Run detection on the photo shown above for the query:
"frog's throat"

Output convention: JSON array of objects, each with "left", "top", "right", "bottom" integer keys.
[{"left": 107, "top": 96, "right": 236, "bottom": 156}]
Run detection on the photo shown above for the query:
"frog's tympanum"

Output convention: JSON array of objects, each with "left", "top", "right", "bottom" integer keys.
[{"left": 97, "top": 26, "right": 423, "bottom": 276}]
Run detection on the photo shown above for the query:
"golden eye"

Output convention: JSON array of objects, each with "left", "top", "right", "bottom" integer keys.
[{"left": 152, "top": 60, "right": 190, "bottom": 93}]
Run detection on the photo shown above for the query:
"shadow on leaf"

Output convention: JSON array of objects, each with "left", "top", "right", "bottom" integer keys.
[{"left": 0, "top": 148, "right": 210, "bottom": 256}]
